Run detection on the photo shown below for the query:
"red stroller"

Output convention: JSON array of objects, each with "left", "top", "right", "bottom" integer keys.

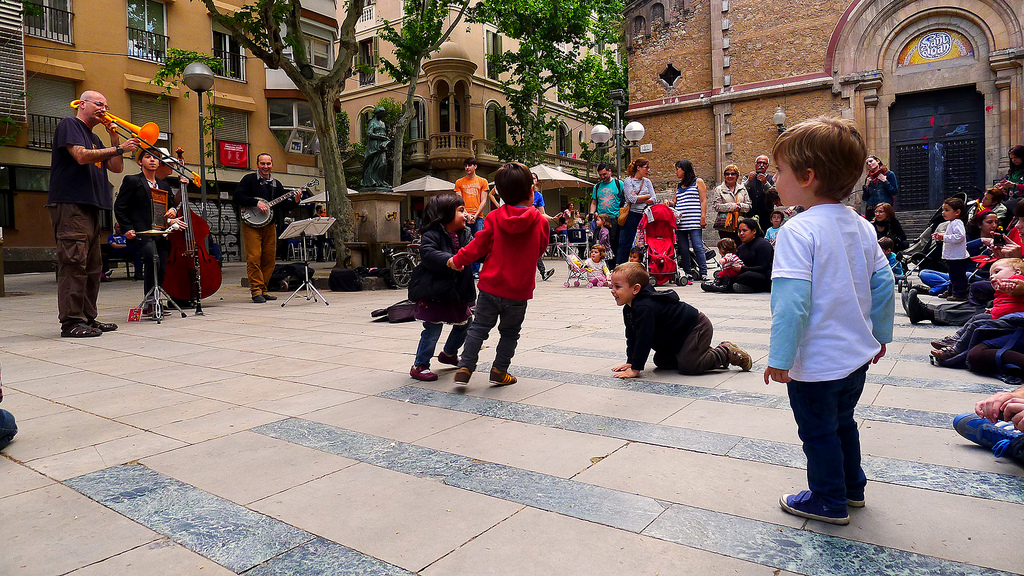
[{"left": 635, "top": 204, "right": 683, "bottom": 286}]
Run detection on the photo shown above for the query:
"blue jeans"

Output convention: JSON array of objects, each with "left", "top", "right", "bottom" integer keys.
[
  {"left": 470, "top": 217, "right": 485, "bottom": 274},
  {"left": 616, "top": 211, "right": 643, "bottom": 264},
  {"left": 414, "top": 321, "right": 471, "bottom": 367},
  {"left": 676, "top": 228, "right": 707, "bottom": 277},
  {"left": 459, "top": 290, "right": 528, "bottom": 372},
  {"left": 786, "top": 363, "right": 868, "bottom": 510},
  {"left": 0, "top": 408, "right": 17, "bottom": 451}
]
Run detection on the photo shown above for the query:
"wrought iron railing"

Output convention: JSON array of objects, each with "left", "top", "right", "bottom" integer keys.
[
  {"left": 28, "top": 114, "right": 62, "bottom": 149},
  {"left": 127, "top": 26, "right": 168, "bottom": 63},
  {"left": 25, "top": 4, "right": 73, "bottom": 43},
  {"left": 359, "top": 69, "right": 375, "bottom": 87},
  {"left": 213, "top": 48, "right": 246, "bottom": 81}
]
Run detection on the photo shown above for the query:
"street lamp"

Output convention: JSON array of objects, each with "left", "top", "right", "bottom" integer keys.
[
  {"left": 590, "top": 89, "right": 643, "bottom": 180},
  {"left": 773, "top": 105, "right": 787, "bottom": 134},
  {"left": 183, "top": 62, "right": 215, "bottom": 214},
  {"left": 623, "top": 121, "right": 646, "bottom": 144}
]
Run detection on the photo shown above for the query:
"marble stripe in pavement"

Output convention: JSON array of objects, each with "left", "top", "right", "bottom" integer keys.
[
  {"left": 532, "top": 345, "right": 1012, "bottom": 396},
  {"left": 381, "top": 386, "right": 1024, "bottom": 506},
  {"left": 589, "top": 328, "right": 971, "bottom": 345},
  {"left": 66, "top": 465, "right": 414, "bottom": 575},
  {"left": 254, "top": 417, "right": 1015, "bottom": 576},
  {"left": 499, "top": 364, "right": 957, "bottom": 429}
]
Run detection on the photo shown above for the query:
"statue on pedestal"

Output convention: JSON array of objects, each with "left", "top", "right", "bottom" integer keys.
[{"left": 361, "top": 106, "right": 392, "bottom": 191}]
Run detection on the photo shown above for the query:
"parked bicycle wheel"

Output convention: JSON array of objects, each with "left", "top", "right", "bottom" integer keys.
[{"left": 389, "top": 253, "right": 417, "bottom": 288}]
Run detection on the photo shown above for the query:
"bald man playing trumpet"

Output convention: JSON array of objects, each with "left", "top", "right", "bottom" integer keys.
[{"left": 48, "top": 91, "right": 141, "bottom": 338}]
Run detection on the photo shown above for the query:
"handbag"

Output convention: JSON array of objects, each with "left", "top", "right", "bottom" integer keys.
[
  {"left": 617, "top": 203, "right": 631, "bottom": 225},
  {"left": 713, "top": 210, "right": 739, "bottom": 232}
]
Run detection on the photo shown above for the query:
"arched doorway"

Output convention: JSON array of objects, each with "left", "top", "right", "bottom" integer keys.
[{"left": 889, "top": 85, "right": 986, "bottom": 210}]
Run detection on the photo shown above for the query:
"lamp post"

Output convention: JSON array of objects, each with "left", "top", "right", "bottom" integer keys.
[
  {"left": 182, "top": 62, "right": 215, "bottom": 215},
  {"left": 590, "top": 89, "right": 645, "bottom": 180},
  {"left": 773, "top": 105, "right": 787, "bottom": 134}
]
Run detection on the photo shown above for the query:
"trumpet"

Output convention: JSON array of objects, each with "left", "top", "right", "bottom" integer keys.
[{"left": 70, "top": 100, "right": 201, "bottom": 187}]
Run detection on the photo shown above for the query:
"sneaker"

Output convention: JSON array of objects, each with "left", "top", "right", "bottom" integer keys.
[
  {"left": 931, "top": 336, "right": 958, "bottom": 349},
  {"left": 945, "top": 295, "right": 968, "bottom": 302},
  {"left": 437, "top": 351, "right": 459, "bottom": 366},
  {"left": 700, "top": 281, "right": 728, "bottom": 293},
  {"left": 953, "top": 413, "right": 1023, "bottom": 457},
  {"left": 410, "top": 365, "right": 438, "bottom": 381},
  {"left": 732, "top": 283, "right": 757, "bottom": 294},
  {"left": 780, "top": 491, "right": 850, "bottom": 525},
  {"left": 454, "top": 367, "right": 472, "bottom": 385},
  {"left": 262, "top": 293, "right": 278, "bottom": 301},
  {"left": 543, "top": 269, "right": 555, "bottom": 281},
  {"left": 489, "top": 367, "right": 517, "bottom": 385},
  {"left": 847, "top": 496, "right": 866, "bottom": 508},
  {"left": 720, "top": 341, "right": 752, "bottom": 371},
  {"left": 930, "top": 346, "right": 959, "bottom": 361},
  {"left": 252, "top": 294, "right": 266, "bottom": 303},
  {"left": 905, "top": 289, "right": 926, "bottom": 324}
]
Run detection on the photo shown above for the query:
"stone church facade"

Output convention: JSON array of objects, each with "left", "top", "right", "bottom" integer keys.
[{"left": 624, "top": 0, "right": 1023, "bottom": 211}]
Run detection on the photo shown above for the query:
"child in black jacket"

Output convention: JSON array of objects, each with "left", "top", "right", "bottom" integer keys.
[
  {"left": 408, "top": 194, "right": 476, "bottom": 381},
  {"left": 610, "top": 263, "right": 752, "bottom": 377}
]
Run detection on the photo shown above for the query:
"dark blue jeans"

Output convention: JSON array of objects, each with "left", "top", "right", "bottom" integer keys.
[
  {"left": 946, "top": 257, "right": 972, "bottom": 298},
  {"left": 414, "top": 321, "right": 471, "bottom": 367},
  {"left": 470, "top": 217, "right": 485, "bottom": 274},
  {"left": 676, "top": 228, "right": 707, "bottom": 277},
  {"left": 786, "top": 363, "right": 869, "bottom": 510},
  {"left": 616, "top": 211, "right": 643, "bottom": 264},
  {"left": 458, "top": 290, "right": 528, "bottom": 372},
  {"left": 0, "top": 408, "right": 17, "bottom": 451}
]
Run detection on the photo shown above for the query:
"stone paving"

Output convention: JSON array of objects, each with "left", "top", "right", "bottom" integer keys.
[{"left": 1, "top": 261, "right": 1022, "bottom": 575}]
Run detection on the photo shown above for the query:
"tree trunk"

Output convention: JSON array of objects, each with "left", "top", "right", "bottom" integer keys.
[{"left": 390, "top": 60, "right": 422, "bottom": 188}]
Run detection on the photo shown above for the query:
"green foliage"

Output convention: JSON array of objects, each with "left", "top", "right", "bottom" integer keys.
[
  {"left": 336, "top": 111, "right": 351, "bottom": 154},
  {"left": 378, "top": 0, "right": 464, "bottom": 84},
  {"left": 0, "top": 116, "right": 22, "bottom": 147},
  {"left": 471, "top": 0, "right": 627, "bottom": 164},
  {"left": 150, "top": 49, "right": 224, "bottom": 97}
]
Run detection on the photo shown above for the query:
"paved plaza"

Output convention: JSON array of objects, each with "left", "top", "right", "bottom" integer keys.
[{"left": 1, "top": 261, "right": 1022, "bottom": 576}]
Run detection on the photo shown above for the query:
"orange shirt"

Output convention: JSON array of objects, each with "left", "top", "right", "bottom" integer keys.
[{"left": 455, "top": 176, "right": 489, "bottom": 214}]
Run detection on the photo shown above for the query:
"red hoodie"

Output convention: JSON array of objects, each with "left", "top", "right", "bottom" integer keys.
[{"left": 452, "top": 204, "right": 550, "bottom": 301}]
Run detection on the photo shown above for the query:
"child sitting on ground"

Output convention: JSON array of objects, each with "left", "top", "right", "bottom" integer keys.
[
  {"left": 765, "top": 210, "right": 785, "bottom": 246},
  {"left": 878, "top": 237, "right": 903, "bottom": 276},
  {"left": 610, "top": 262, "right": 751, "bottom": 378},
  {"left": 447, "top": 162, "right": 550, "bottom": 386},
  {"left": 582, "top": 245, "right": 612, "bottom": 287},
  {"left": 765, "top": 116, "right": 895, "bottom": 526},
  {"left": 931, "top": 258, "right": 1024, "bottom": 362},
  {"left": 713, "top": 238, "right": 743, "bottom": 286}
]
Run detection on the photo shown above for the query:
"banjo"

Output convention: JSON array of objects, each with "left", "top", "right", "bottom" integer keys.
[{"left": 240, "top": 177, "right": 319, "bottom": 228}]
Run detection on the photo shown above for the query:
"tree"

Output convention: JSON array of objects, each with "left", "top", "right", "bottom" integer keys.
[
  {"left": 199, "top": 0, "right": 366, "bottom": 265},
  {"left": 471, "top": 0, "right": 626, "bottom": 165},
  {"left": 378, "top": 0, "right": 471, "bottom": 187}
]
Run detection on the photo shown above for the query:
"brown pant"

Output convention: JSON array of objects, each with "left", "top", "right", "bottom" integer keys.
[
  {"left": 48, "top": 203, "right": 103, "bottom": 330},
  {"left": 241, "top": 222, "right": 277, "bottom": 296},
  {"left": 661, "top": 312, "right": 727, "bottom": 374}
]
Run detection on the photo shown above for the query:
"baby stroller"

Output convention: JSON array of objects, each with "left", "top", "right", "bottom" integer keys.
[
  {"left": 635, "top": 204, "right": 683, "bottom": 286},
  {"left": 554, "top": 232, "right": 602, "bottom": 287}
]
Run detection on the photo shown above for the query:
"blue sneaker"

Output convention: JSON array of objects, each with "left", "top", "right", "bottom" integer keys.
[
  {"left": 780, "top": 490, "right": 850, "bottom": 525},
  {"left": 953, "top": 413, "right": 1022, "bottom": 458}
]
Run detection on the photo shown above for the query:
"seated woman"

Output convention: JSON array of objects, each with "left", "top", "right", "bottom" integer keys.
[
  {"left": 732, "top": 218, "right": 774, "bottom": 293},
  {"left": 966, "top": 188, "right": 1008, "bottom": 228},
  {"left": 918, "top": 209, "right": 1000, "bottom": 295},
  {"left": 996, "top": 145, "right": 1024, "bottom": 202},
  {"left": 871, "top": 202, "right": 908, "bottom": 251}
]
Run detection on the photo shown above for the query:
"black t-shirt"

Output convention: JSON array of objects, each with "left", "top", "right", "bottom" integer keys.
[{"left": 48, "top": 117, "right": 112, "bottom": 209}]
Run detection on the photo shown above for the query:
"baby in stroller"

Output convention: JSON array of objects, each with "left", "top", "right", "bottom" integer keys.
[
  {"left": 582, "top": 245, "right": 612, "bottom": 287},
  {"left": 635, "top": 203, "right": 683, "bottom": 286}
]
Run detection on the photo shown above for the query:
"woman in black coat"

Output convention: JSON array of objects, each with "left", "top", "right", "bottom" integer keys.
[
  {"left": 732, "top": 218, "right": 775, "bottom": 293},
  {"left": 871, "top": 202, "right": 908, "bottom": 251}
]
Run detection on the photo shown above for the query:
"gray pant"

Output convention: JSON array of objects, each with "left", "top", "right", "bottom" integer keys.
[{"left": 458, "top": 290, "right": 528, "bottom": 372}]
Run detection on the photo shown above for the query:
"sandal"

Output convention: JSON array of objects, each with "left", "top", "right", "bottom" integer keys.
[
  {"left": 61, "top": 323, "right": 102, "bottom": 338},
  {"left": 88, "top": 320, "right": 118, "bottom": 332}
]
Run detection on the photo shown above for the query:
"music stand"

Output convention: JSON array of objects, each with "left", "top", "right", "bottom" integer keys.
[
  {"left": 279, "top": 217, "right": 334, "bottom": 307},
  {"left": 136, "top": 228, "right": 187, "bottom": 323}
]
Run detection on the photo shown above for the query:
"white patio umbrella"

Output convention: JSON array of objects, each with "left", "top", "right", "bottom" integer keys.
[
  {"left": 300, "top": 189, "right": 359, "bottom": 204},
  {"left": 529, "top": 164, "right": 593, "bottom": 191},
  {"left": 392, "top": 175, "right": 459, "bottom": 195}
]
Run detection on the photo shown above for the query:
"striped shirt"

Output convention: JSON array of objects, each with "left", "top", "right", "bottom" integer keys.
[
  {"left": 624, "top": 177, "right": 656, "bottom": 213},
  {"left": 674, "top": 181, "right": 703, "bottom": 230}
]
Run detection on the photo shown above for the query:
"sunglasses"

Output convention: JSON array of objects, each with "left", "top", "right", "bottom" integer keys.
[{"left": 724, "top": 172, "right": 739, "bottom": 176}]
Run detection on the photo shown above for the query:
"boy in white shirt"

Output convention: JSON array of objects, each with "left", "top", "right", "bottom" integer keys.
[{"left": 765, "top": 117, "right": 895, "bottom": 526}]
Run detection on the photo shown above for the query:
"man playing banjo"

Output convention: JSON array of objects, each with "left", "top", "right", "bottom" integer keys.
[{"left": 234, "top": 153, "right": 300, "bottom": 303}]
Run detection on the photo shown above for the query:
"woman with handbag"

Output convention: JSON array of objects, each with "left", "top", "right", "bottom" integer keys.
[
  {"left": 407, "top": 194, "right": 476, "bottom": 381},
  {"left": 711, "top": 164, "right": 750, "bottom": 242},
  {"left": 670, "top": 159, "right": 708, "bottom": 282},
  {"left": 616, "top": 158, "right": 658, "bottom": 264}
]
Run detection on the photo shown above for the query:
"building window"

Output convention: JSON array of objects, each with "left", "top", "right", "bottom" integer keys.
[
  {"left": 485, "top": 30, "right": 502, "bottom": 80},
  {"left": 129, "top": 93, "right": 171, "bottom": 150},
  {"left": 25, "top": 0, "right": 73, "bottom": 44},
  {"left": 214, "top": 108, "right": 248, "bottom": 166},
  {"left": 485, "top": 104, "right": 506, "bottom": 143},
  {"left": 659, "top": 64, "right": 681, "bottom": 87},
  {"left": 213, "top": 30, "right": 245, "bottom": 81},
  {"left": 357, "top": 38, "right": 377, "bottom": 87},
  {"left": 26, "top": 77, "right": 75, "bottom": 149},
  {"left": 557, "top": 123, "right": 571, "bottom": 155},
  {"left": 633, "top": 16, "right": 645, "bottom": 37},
  {"left": 407, "top": 99, "right": 426, "bottom": 140},
  {"left": 651, "top": 3, "right": 665, "bottom": 24},
  {"left": 439, "top": 96, "right": 461, "bottom": 133},
  {"left": 307, "top": 35, "right": 331, "bottom": 69},
  {"left": 126, "top": 0, "right": 167, "bottom": 63},
  {"left": 269, "top": 99, "right": 315, "bottom": 154},
  {"left": 358, "top": 108, "right": 373, "bottom": 142}
]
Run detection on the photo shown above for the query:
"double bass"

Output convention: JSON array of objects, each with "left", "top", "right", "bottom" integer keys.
[{"left": 163, "top": 148, "right": 222, "bottom": 312}]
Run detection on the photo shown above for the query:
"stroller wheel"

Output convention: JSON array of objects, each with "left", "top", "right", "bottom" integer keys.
[
  {"left": 574, "top": 281, "right": 580, "bottom": 287},
  {"left": 675, "top": 276, "right": 686, "bottom": 287},
  {"left": 564, "top": 282, "right": 570, "bottom": 288}
]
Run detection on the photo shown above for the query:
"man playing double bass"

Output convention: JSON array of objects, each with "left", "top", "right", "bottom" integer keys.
[
  {"left": 234, "top": 153, "right": 300, "bottom": 303},
  {"left": 114, "top": 148, "right": 187, "bottom": 315}
]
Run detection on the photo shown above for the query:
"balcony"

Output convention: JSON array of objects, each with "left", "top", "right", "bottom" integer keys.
[
  {"left": 541, "top": 151, "right": 592, "bottom": 175},
  {"left": 127, "top": 27, "right": 168, "bottom": 63},
  {"left": 358, "top": 4, "right": 374, "bottom": 23},
  {"left": 472, "top": 139, "right": 499, "bottom": 165},
  {"left": 214, "top": 48, "right": 246, "bottom": 81},
  {"left": 407, "top": 138, "right": 428, "bottom": 164},
  {"left": 25, "top": 4, "right": 73, "bottom": 44},
  {"left": 359, "top": 69, "right": 375, "bottom": 87},
  {"left": 428, "top": 132, "right": 473, "bottom": 170},
  {"left": 28, "top": 114, "right": 61, "bottom": 149}
]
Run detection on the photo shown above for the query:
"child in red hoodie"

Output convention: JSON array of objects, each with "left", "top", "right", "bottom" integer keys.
[{"left": 447, "top": 162, "right": 551, "bottom": 386}]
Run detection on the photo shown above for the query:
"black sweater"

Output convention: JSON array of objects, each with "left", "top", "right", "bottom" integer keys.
[
  {"left": 737, "top": 236, "right": 774, "bottom": 277},
  {"left": 114, "top": 172, "right": 173, "bottom": 235},
  {"left": 624, "top": 285, "right": 699, "bottom": 370},
  {"left": 412, "top": 225, "right": 476, "bottom": 303}
]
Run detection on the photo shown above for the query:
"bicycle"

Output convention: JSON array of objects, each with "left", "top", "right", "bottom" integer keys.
[{"left": 382, "top": 244, "right": 420, "bottom": 289}]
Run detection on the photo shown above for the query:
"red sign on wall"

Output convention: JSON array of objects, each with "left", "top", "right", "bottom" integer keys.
[{"left": 218, "top": 141, "right": 249, "bottom": 168}]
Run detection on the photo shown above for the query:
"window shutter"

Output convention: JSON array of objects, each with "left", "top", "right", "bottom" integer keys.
[
  {"left": 129, "top": 94, "right": 170, "bottom": 129},
  {"left": 372, "top": 36, "right": 379, "bottom": 66},
  {"left": 27, "top": 77, "right": 75, "bottom": 117},
  {"left": 215, "top": 109, "right": 248, "bottom": 143},
  {"left": 0, "top": 0, "right": 26, "bottom": 123},
  {"left": 495, "top": 33, "right": 502, "bottom": 55}
]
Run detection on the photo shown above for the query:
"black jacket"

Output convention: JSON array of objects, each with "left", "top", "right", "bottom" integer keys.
[
  {"left": 114, "top": 172, "right": 173, "bottom": 235},
  {"left": 624, "top": 285, "right": 699, "bottom": 370},
  {"left": 742, "top": 173, "right": 775, "bottom": 226},
  {"left": 873, "top": 217, "right": 908, "bottom": 251},
  {"left": 737, "top": 236, "right": 774, "bottom": 277},
  {"left": 408, "top": 225, "right": 476, "bottom": 303}
]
